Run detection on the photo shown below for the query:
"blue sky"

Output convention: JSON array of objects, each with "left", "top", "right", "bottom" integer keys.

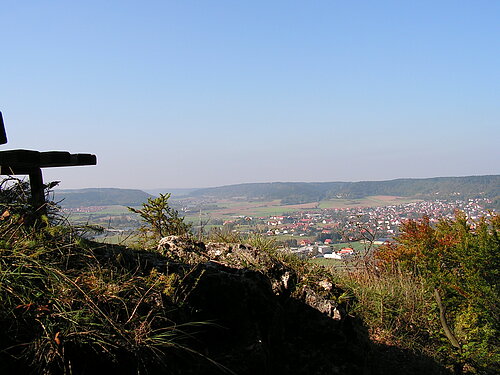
[{"left": 1, "top": 1, "right": 499, "bottom": 189}]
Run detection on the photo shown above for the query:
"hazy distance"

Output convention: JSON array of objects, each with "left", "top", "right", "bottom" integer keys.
[{"left": 1, "top": 1, "right": 499, "bottom": 189}]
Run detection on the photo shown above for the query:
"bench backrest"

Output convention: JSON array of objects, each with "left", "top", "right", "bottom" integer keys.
[{"left": 0, "top": 112, "right": 7, "bottom": 145}]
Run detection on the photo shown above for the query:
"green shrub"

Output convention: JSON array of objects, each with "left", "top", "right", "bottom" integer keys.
[
  {"left": 128, "top": 193, "right": 192, "bottom": 247},
  {"left": 371, "top": 212, "right": 500, "bottom": 374}
]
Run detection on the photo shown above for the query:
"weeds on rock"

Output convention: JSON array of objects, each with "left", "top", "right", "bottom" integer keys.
[
  {"left": 0, "top": 180, "right": 220, "bottom": 374},
  {"left": 128, "top": 193, "right": 192, "bottom": 249}
]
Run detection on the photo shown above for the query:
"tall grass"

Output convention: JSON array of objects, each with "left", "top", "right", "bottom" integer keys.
[
  {"left": 335, "top": 263, "right": 439, "bottom": 356},
  {"left": 0, "top": 221, "right": 219, "bottom": 374}
]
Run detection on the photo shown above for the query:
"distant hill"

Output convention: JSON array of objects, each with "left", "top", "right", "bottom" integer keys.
[
  {"left": 53, "top": 176, "right": 499, "bottom": 208},
  {"left": 189, "top": 182, "right": 343, "bottom": 203},
  {"left": 189, "top": 175, "right": 500, "bottom": 205},
  {"left": 54, "top": 188, "right": 153, "bottom": 208},
  {"left": 143, "top": 188, "right": 198, "bottom": 197}
]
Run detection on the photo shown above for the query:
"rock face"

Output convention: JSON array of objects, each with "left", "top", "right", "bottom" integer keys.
[
  {"left": 156, "top": 236, "right": 367, "bottom": 374},
  {"left": 157, "top": 236, "right": 342, "bottom": 312},
  {"left": 182, "top": 265, "right": 367, "bottom": 375}
]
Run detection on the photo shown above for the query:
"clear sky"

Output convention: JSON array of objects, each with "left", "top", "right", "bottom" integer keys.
[{"left": 1, "top": 1, "right": 499, "bottom": 189}]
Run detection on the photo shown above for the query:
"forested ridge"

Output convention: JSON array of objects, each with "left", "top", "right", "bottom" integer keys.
[{"left": 189, "top": 175, "right": 499, "bottom": 204}]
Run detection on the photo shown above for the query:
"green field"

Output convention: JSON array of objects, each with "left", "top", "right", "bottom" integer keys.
[
  {"left": 330, "top": 241, "right": 373, "bottom": 252},
  {"left": 318, "top": 196, "right": 421, "bottom": 209},
  {"left": 64, "top": 205, "right": 136, "bottom": 220},
  {"left": 183, "top": 195, "right": 421, "bottom": 221},
  {"left": 309, "top": 241, "right": 379, "bottom": 269},
  {"left": 95, "top": 205, "right": 135, "bottom": 215}
]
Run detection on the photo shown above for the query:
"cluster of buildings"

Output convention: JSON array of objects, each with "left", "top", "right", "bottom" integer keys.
[
  {"left": 227, "top": 198, "right": 495, "bottom": 259},
  {"left": 62, "top": 206, "right": 106, "bottom": 213},
  {"left": 272, "top": 198, "right": 492, "bottom": 238},
  {"left": 288, "top": 244, "right": 356, "bottom": 260}
]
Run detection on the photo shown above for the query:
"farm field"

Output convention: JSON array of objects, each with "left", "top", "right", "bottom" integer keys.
[
  {"left": 183, "top": 195, "right": 421, "bottom": 221},
  {"left": 62, "top": 196, "right": 421, "bottom": 225},
  {"left": 318, "top": 196, "right": 421, "bottom": 209}
]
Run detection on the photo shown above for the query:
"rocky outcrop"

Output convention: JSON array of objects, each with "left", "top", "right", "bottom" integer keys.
[
  {"left": 154, "top": 236, "right": 366, "bottom": 374},
  {"left": 157, "top": 236, "right": 342, "bottom": 314}
]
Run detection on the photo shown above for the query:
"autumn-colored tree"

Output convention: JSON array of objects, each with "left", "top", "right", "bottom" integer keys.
[{"left": 376, "top": 212, "right": 499, "bottom": 374}]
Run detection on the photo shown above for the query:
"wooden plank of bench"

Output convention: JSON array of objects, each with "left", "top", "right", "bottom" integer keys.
[
  {"left": 39, "top": 151, "right": 72, "bottom": 167},
  {"left": 38, "top": 152, "right": 96, "bottom": 167},
  {"left": 0, "top": 149, "right": 40, "bottom": 167},
  {"left": 70, "top": 153, "right": 97, "bottom": 166},
  {"left": 0, "top": 112, "right": 7, "bottom": 145},
  {"left": 0, "top": 150, "right": 97, "bottom": 171}
]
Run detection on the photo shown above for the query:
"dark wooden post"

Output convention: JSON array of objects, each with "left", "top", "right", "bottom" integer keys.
[{"left": 28, "top": 167, "right": 47, "bottom": 219}]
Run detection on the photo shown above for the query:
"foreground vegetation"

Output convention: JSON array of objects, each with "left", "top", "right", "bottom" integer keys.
[
  {"left": 0, "top": 181, "right": 497, "bottom": 374},
  {"left": 337, "top": 212, "right": 499, "bottom": 374}
]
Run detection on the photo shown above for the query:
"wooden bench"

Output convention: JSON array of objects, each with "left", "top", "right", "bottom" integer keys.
[{"left": 0, "top": 111, "right": 97, "bottom": 218}]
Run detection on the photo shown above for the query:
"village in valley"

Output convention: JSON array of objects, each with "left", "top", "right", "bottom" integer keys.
[
  {"left": 213, "top": 197, "right": 494, "bottom": 259},
  {"left": 63, "top": 195, "right": 495, "bottom": 261}
]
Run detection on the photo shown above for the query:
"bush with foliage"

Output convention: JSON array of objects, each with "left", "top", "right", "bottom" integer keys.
[
  {"left": 128, "top": 193, "right": 191, "bottom": 246},
  {"left": 375, "top": 212, "right": 499, "bottom": 374}
]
